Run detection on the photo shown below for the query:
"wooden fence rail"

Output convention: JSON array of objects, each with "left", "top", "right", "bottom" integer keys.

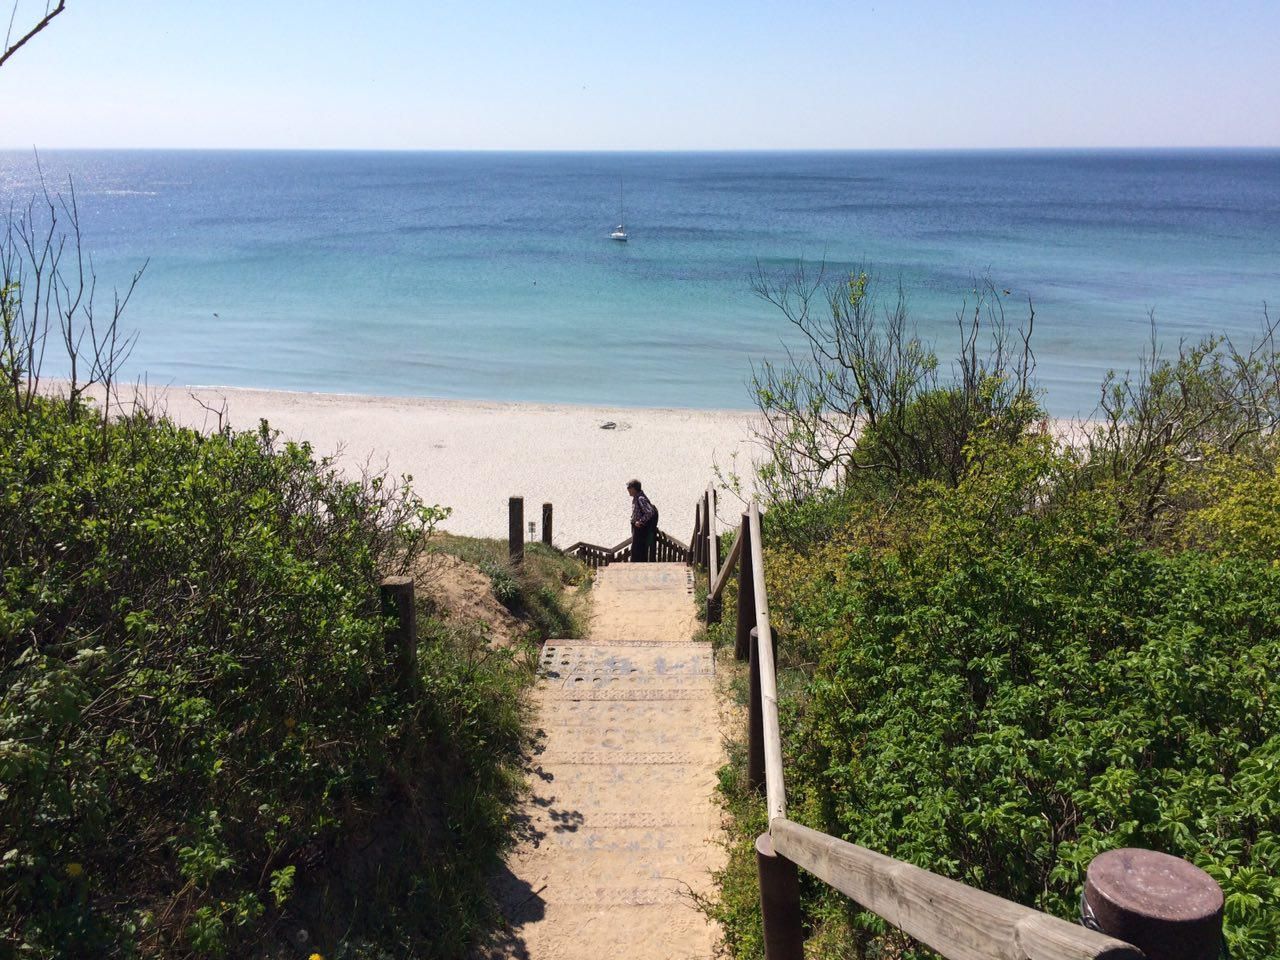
[
  {"left": 564, "top": 529, "right": 690, "bottom": 568},
  {"left": 692, "top": 489, "right": 1225, "bottom": 960}
]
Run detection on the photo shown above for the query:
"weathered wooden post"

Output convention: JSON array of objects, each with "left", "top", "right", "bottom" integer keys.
[
  {"left": 712, "top": 487, "right": 720, "bottom": 569},
  {"left": 380, "top": 576, "right": 416, "bottom": 690},
  {"left": 748, "top": 625, "right": 777, "bottom": 793},
  {"left": 705, "top": 488, "right": 721, "bottom": 622},
  {"left": 707, "top": 585, "right": 723, "bottom": 624},
  {"left": 756, "top": 832, "right": 804, "bottom": 960},
  {"left": 691, "top": 499, "right": 703, "bottom": 567},
  {"left": 702, "top": 490, "right": 712, "bottom": 571},
  {"left": 541, "top": 502, "right": 553, "bottom": 546},
  {"left": 509, "top": 496, "right": 524, "bottom": 564},
  {"left": 1082, "top": 849, "right": 1224, "bottom": 960},
  {"left": 735, "top": 514, "right": 754, "bottom": 662}
]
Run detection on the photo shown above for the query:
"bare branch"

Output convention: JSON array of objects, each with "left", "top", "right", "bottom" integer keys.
[
  {"left": 749, "top": 262, "right": 1039, "bottom": 510},
  {"left": 0, "top": 0, "right": 66, "bottom": 70}
]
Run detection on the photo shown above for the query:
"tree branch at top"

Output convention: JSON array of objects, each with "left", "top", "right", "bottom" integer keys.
[{"left": 1, "top": 0, "right": 66, "bottom": 70}]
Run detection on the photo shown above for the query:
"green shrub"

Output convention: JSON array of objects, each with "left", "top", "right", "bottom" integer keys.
[
  {"left": 730, "top": 434, "right": 1280, "bottom": 959},
  {"left": 0, "top": 396, "right": 531, "bottom": 958},
  {"left": 716, "top": 287, "right": 1280, "bottom": 959}
]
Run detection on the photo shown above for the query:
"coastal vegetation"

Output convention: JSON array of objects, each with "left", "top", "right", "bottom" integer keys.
[
  {"left": 427, "top": 534, "right": 590, "bottom": 643},
  {"left": 709, "top": 269, "right": 1280, "bottom": 959},
  {"left": 0, "top": 199, "right": 586, "bottom": 958}
]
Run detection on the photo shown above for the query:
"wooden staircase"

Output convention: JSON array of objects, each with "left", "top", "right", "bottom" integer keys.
[{"left": 484, "top": 563, "right": 723, "bottom": 959}]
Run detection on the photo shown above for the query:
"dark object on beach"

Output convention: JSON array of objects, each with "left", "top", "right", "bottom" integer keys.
[{"left": 601, "top": 421, "right": 617, "bottom": 430}]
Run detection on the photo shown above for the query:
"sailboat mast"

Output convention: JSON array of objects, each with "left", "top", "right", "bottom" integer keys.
[{"left": 610, "top": 177, "right": 629, "bottom": 240}]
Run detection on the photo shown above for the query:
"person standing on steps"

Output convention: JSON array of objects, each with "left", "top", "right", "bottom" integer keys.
[{"left": 627, "top": 479, "right": 659, "bottom": 562}]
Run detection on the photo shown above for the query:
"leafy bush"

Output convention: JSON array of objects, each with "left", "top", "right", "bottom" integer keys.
[
  {"left": 1172, "top": 444, "right": 1280, "bottom": 563},
  {"left": 1079, "top": 322, "right": 1280, "bottom": 542},
  {"left": 712, "top": 286, "right": 1280, "bottom": 959},
  {"left": 713, "top": 432, "right": 1280, "bottom": 959},
  {"left": 0, "top": 395, "right": 532, "bottom": 958}
]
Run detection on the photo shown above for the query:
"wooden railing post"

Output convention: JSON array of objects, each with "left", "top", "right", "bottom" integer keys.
[
  {"left": 702, "top": 490, "right": 712, "bottom": 570},
  {"left": 712, "top": 487, "right": 720, "bottom": 571},
  {"left": 706, "top": 487, "right": 721, "bottom": 622},
  {"left": 756, "top": 832, "right": 804, "bottom": 960},
  {"left": 541, "top": 502, "right": 553, "bottom": 546},
  {"left": 509, "top": 496, "right": 524, "bottom": 564},
  {"left": 380, "top": 576, "right": 416, "bottom": 690},
  {"left": 1083, "top": 849, "right": 1224, "bottom": 960},
  {"left": 691, "top": 500, "right": 703, "bottom": 567},
  {"left": 735, "top": 514, "right": 754, "bottom": 662},
  {"left": 748, "top": 624, "right": 777, "bottom": 794}
]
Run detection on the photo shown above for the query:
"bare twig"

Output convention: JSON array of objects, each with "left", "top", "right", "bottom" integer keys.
[{"left": 0, "top": 0, "right": 66, "bottom": 70}]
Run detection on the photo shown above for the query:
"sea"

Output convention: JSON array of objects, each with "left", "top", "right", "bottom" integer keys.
[{"left": 1, "top": 149, "right": 1277, "bottom": 416}]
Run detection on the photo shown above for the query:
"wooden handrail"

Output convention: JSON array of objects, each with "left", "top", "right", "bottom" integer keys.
[
  {"left": 708, "top": 524, "right": 742, "bottom": 603},
  {"left": 772, "top": 820, "right": 1141, "bottom": 960},
  {"left": 706, "top": 485, "right": 720, "bottom": 592},
  {"left": 564, "top": 535, "right": 633, "bottom": 555},
  {"left": 688, "top": 489, "right": 1162, "bottom": 960},
  {"left": 565, "top": 529, "right": 691, "bottom": 568},
  {"left": 748, "top": 502, "right": 787, "bottom": 824}
]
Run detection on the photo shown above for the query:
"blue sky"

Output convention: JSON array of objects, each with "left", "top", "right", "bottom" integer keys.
[{"left": 3, "top": 0, "right": 1278, "bottom": 150}]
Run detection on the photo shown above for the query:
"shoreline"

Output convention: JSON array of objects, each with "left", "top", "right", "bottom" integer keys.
[
  {"left": 95, "top": 382, "right": 765, "bottom": 546},
  {"left": 173, "top": 382, "right": 761, "bottom": 417}
]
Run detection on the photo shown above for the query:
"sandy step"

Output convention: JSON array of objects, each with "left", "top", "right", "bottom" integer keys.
[
  {"left": 493, "top": 902, "right": 714, "bottom": 960},
  {"left": 524, "top": 726, "right": 718, "bottom": 753},
  {"left": 541, "top": 640, "right": 711, "bottom": 664},
  {"left": 529, "top": 771, "right": 713, "bottom": 806},
  {"left": 502, "top": 847, "right": 720, "bottom": 892},
  {"left": 518, "top": 809, "right": 715, "bottom": 832},
  {"left": 539, "top": 676, "right": 716, "bottom": 693},
  {"left": 540, "top": 652, "right": 712, "bottom": 678},
  {"left": 594, "top": 563, "right": 694, "bottom": 583},
  {"left": 531, "top": 697, "right": 718, "bottom": 726},
  {"left": 516, "top": 824, "right": 715, "bottom": 853},
  {"left": 521, "top": 766, "right": 719, "bottom": 817},
  {"left": 535, "top": 686, "right": 714, "bottom": 701}
]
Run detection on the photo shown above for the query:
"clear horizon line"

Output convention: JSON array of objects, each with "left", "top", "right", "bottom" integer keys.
[{"left": 2, "top": 144, "right": 1279, "bottom": 155}]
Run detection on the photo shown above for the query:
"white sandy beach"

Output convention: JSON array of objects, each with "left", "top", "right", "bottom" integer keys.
[{"left": 119, "top": 384, "right": 762, "bottom": 547}]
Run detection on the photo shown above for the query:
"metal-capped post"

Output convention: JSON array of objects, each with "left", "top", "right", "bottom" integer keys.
[{"left": 1083, "top": 849, "right": 1224, "bottom": 960}]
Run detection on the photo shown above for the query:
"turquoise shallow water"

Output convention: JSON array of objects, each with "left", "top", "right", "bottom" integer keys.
[{"left": 1, "top": 149, "right": 1277, "bottom": 415}]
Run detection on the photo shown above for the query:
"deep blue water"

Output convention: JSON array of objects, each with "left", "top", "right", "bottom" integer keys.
[{"left": 2, "top": 149, "right": 1277, "bottom": 415}]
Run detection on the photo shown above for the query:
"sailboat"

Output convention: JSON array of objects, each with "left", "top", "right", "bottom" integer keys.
[{"left": 610, "top": 179, "right": 628, "bottom": 241}]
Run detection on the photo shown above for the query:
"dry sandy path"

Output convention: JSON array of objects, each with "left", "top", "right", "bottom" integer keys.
[{"left": 484, "top": 562, "right": 724, "bottom": 959}]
